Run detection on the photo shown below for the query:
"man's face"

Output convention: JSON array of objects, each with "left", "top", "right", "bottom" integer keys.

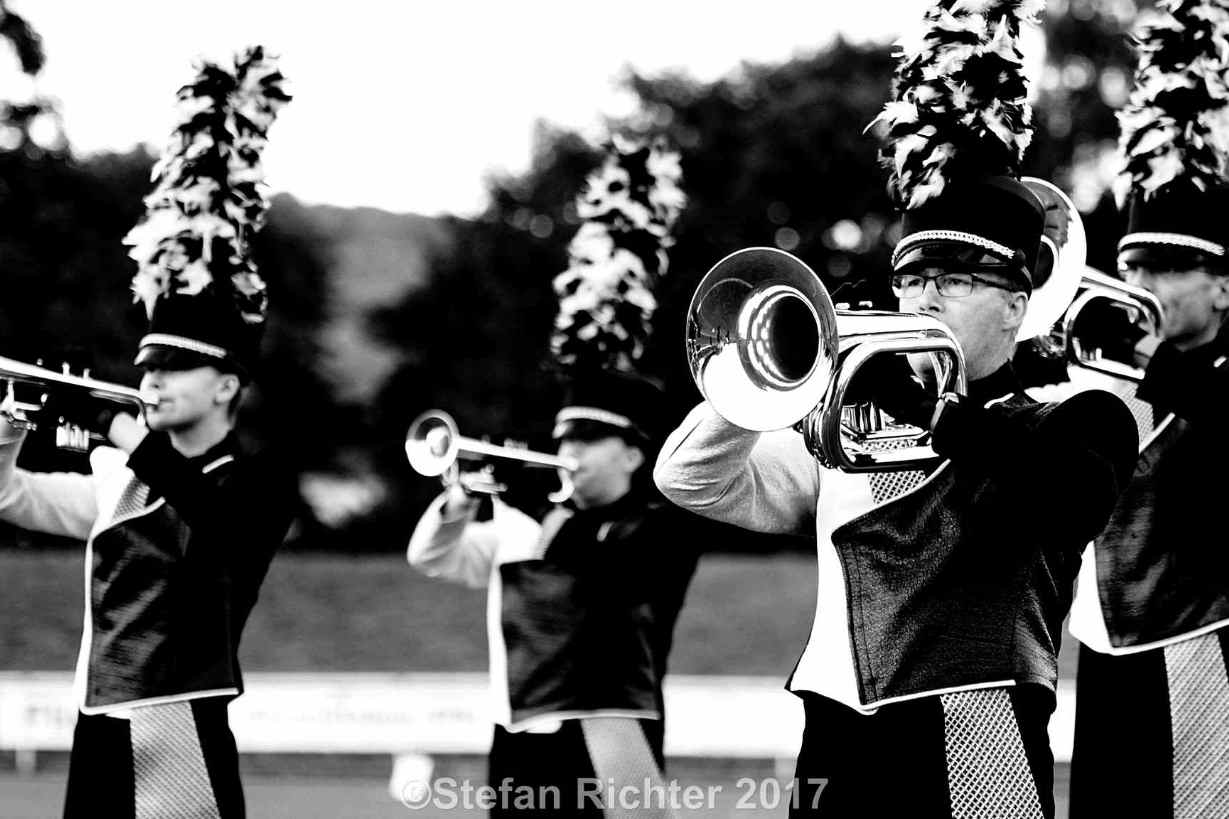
[
  {"left": 896, "top": 267, "right": 1027, "bottom": 380},
  {"left": 140, "top": 365, "right": 236, "bottom": 432},
  {"left": 1121, "top": 261, "right": 1229, "bottom": 350},
  {"left": 556, "top": 434, "right": 644, "bottom": 509}
]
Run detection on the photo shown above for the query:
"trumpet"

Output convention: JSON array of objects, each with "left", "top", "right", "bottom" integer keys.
[
  {"left": 686, "top": 247, "right": 966, "bottom": 472},
  {"left": 0, "top": 355, "right": 157, "bottom": 452},
  {"left": 405, "top": 409, "right": 578, "bottom": 503}
]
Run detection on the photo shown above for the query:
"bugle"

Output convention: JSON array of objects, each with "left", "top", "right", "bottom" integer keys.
[
  {"left": 405, "top": 409, "right": 578, "bottom": 503},
  {"left": 0, "top": 354, "right": 157, "bottom": 451},
  {"left": 686, "top": 247, "right": 966, "bottom": 472}
]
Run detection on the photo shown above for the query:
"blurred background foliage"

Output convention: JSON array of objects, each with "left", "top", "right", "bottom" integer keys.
[{"left": 0, "top": 0, "right": 1142, "bottom": 552}]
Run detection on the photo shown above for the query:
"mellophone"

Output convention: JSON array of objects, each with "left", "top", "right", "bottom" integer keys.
[
  {"left": 0, "top": 354, "right": 157, "bottom": 452},
  {"left": 684, "top": 179, "right": 1162, "bottom": 471}
]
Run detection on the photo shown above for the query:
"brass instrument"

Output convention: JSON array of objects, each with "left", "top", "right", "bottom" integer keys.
[
  {"left": 405, "top": 409, "right": 578, "bottom": 503},
  {"left": 1015, "top": 178, "right": 1087, "bottom": 343},
  {"left": 0, "top": 355, "right": 157, "bottom": 452},
  {"left": 1014, "top": 178, "right": 1164, "bottom": 383},
  {"left": 686, "top": 247, "right": 966, "bottom": 472},
  {"left": 1061, "top": 269, "right": 1163, "bottom": 383}
]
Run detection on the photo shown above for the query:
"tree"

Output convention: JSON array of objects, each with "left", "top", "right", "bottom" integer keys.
[
  {"left": 0, "top": 17, "right": 338, "bottom": 544},
  {"left": 0, "top": 2, "right": 66, "bottom": 158},
  {"left": 365, "top": 14, "right": 1147, "bottom": 551},
  {"left": 364, "top": 42, "right": 899, "bottom": 550},
  {"left": 1032, "top": 0, "right": 1141, "bottom": 272}
]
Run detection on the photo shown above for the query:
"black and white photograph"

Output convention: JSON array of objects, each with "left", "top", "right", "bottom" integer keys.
[{"left": 2, "top": 0, "right": 1227, "bottom": 817}]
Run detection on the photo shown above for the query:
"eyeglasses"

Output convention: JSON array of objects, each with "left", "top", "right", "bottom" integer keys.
[{"left": 890, "top": 271, "right": 1018, "bottom": 299}]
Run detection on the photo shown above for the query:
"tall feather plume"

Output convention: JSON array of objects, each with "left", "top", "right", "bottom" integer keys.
[
  {"left": 871, "top": 0, "right": 1044, "bottom": 209},
  {"left": 125, "top": 46, "right": 290, "bottom": 326},
  {"left": 550, "top": 135, "right": 685, "bottom": 373},
  {"left": 1114, "top": 0, "right": 1229, "bottom": 204}
]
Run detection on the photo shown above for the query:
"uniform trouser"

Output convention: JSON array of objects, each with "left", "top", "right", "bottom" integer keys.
[
  {"left": 789, "top": 685, "right": 1056, "bottom": 819},
  {"left": 1070, "top": 631, "right": 1229, "bottom": 819},
  {"left": 63, "top": 698, "right": 243, "bottom": 819},
  {"left": 488, "top": 718, "right": 668, "bottom": 817}
]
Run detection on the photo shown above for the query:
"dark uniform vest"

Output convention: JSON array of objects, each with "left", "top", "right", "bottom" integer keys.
[
  {"left": 1094, "top": 343, "right": 1229, "bottom": 647},
  {"left": 84, "top": 435, "right": 289, "bottom": 711},
  {"left": 825, "top": 381, "right": 1132, "bottom": 703},
  {"left": 498, "top": 497, "right": 699, "bottom": 728}
]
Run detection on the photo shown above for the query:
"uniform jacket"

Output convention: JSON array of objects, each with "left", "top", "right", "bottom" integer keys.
[
  {"left": 408, "top": 490, "right": 699, "bottom": 731},
  {"left": 0, "top": 429, "right": 294, "bottom": 713},
  {"left": 1074, "top": 327, "right": 1229, "bottom": 651},
  {"left": 654, "top": 365, "right": 1135, "bottom": 711}
]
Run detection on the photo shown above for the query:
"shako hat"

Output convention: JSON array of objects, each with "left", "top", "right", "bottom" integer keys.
[
  {"left": 872, "top": 0, "right": 1046, "bottom": 291},
  {"left": 1115, "top": 0, "right": 1229, "bottom": 270},
  {"left": 552, "top": 369, "right": 667, "bottom": 446},
  {"left": 124, "top": 46, "right": 290, "bottom": 376}
]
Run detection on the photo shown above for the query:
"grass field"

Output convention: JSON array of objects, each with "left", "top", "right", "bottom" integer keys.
[
  {"left": 2, "top": 548, "right": 1083, "bottom": 817},
  {"left": 0, "top": 549, "right": 820, "bottom": 675},
  {"left": 0, "top": 545, "right": 1080, "bottom": 677}
]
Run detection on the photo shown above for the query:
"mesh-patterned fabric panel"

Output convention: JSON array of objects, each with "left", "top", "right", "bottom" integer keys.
[
  {"left": 113, "top": 476, "right": 151, "bottom": 520},
  {"left": 941, "top": 688, "right": 1044, "bottom": 819},
  {"left": 864, "top": 436, "right": 929, "bottom": 504},
  {"left": 130, "top": 701, "right": 221, "bottom": 819},
  {"left": 1119, "top": 384, "right": 1156, "bottom": 445},
  {"left": 1165, "top": 633, "right": 1229, "bottom": 819},
  {"left": 580, "top": 718, "right": 674, "bottom": 819}
]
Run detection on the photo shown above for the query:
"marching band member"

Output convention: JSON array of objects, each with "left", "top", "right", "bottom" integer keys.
[
  {"left": 655, "top": 2, "right": 1136, "bottom": 816},
  {"left": 408, "top": 372, "right": 700, "bottom": 817},
  {"left": 408, "top": 137, "right": 698, "bottom": 816},
  {"left": 0, "top": 49, "right": 294, "bottom": 818},
  {"left": 1068, "top": 2, "right": 1229, "bottom": 814}
]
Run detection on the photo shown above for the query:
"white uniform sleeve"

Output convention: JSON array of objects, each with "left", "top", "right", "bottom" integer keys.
[
  {"left": 0, "top": 427, "right": 98, "bottom": 541},
  {"left": 407, "top": 492, "right": 543, "bottom": 588},
  {"left": 653, "top": 402, "right": 820, "bottom": 536}
]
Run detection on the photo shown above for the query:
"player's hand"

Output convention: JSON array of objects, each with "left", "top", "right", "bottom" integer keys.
[
  {"left": 850, "top": 353, "right": 937, "bottom": 429},
  {"left": 442, "top": 481, "right": 482, "bottom": 518},
  {"left": 1133, "top": 333, "right": 1162, "bottom": 370},
  {"left": 39, "top": 392, "right": 127, "bottom": 439}
]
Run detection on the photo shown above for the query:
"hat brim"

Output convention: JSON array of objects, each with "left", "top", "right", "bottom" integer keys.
[
  {"left": 893, "top": 240, "right": 1031, "bottom": 290},
  {"left": 552, "top": 418, "right": 646, "bottom": 444},
  {"left": 1117, "top": 244, "right": 1222, "bottom": 273},
  {"left": 135, "top": 345, "right": 229, "bottom": 372}
]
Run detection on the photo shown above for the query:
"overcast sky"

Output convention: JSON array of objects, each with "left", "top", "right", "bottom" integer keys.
[{"left": 16, "top": 0, "right": 930, "bottom": 216}]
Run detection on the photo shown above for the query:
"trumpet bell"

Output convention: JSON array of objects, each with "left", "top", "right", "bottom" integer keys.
[
  {"left": 405, "top": 410, "right": 460, "bottom": 477},
  {"left": 405, "top": 409, "right": 579, "bottom": 502},
  {"left": 687, "top": 247, "right": 839, "bottom": 431}
]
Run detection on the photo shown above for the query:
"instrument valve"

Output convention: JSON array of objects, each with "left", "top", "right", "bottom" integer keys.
[{"left": 55, "top": 424, "right": 91, "bottom": 453}]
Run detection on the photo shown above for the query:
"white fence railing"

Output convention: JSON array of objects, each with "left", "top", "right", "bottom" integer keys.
[{"left": 0, "top": 672, "right": 1075, "bottom": 768}]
